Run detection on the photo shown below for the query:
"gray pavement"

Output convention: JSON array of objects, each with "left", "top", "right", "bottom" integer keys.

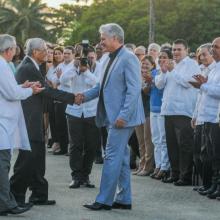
[{"left": 4, "top": 151, "right": 220, "bottom": 220}]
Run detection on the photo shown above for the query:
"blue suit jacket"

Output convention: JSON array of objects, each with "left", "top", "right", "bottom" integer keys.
[{"left": 84, "top": 47, "right": 145, "bottom": 128}]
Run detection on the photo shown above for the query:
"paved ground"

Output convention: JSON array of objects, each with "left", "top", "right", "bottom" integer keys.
[{"left": 3, "top": 151, "right": 220, "bottom": 220}]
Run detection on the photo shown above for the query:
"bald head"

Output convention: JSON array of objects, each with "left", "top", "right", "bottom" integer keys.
[{"left": 212, "top": 37, "right": 220, "bottom": 62}]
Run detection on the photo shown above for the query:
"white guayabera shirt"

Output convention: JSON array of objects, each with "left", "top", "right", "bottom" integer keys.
[{"left": 0, "top": 56, "right": 32, "bottom": 152}]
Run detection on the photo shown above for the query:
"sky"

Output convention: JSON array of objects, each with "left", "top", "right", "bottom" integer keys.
[{"left": 42, "top": 0, "right": 91, "bottom": 8}]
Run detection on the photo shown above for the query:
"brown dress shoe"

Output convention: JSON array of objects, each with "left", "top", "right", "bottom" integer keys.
[
  {"left": 150, "top": 168, "right": 160, "bottom": 178},
  {"left": 154, "top": 170, "right": 169, "bottom": 180}
]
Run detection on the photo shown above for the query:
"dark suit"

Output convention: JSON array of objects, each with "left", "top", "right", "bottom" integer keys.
[{"left": 10, "top": 57, "right": 75, "bottom": 203}]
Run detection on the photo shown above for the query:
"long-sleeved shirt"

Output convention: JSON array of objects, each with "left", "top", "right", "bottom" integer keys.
[
  {"left": 197, "top": 61, "right": 220, "bottom": 123},
  {"left": 193, "top": 61, "right": 216, "bottom": 125},
  {"left": 65, "top": 63, "right": 101, "bottom": 118},
  {"left": 51, "top": 61, "right": 74, "bottom": 92},
  {"left": 155, "top": 56, "right": 200, "bottom": 117}
]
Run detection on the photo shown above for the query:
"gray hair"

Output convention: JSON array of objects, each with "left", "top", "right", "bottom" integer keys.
[
  {"left": 26, "top": 38, "right": 46, "bottom": 56},
  {"left": 199, "top": 43, "right": 212, "bottom": 54},
  {"left": 135, "top": 46, "right": 146, "bottom": 53},
  {"left": 0, "top": 34, "right": 16, "bottom": 53},
  {"left": 148, "top": 43, "right": 161, "bottom": 53},
  {"left": 99, "top": 23, "right": 124, "bottom": 44}
]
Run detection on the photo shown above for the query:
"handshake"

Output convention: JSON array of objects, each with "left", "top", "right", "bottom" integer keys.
[
  {"left": 22, "top": 80, "right": 45, "bottom": 94},
  {"left": 75, "top": 93, "right": 85, "bottom": 105}
]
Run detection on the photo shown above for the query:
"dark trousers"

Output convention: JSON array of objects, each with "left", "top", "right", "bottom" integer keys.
[
  {"left": 193, "top": 125, "right": 203, "bottom": 182},
  {"left": 165, "top": 115, "right": 193, "bottom": 182},
  {"left": 48, "top": 100, "right": 58, "bottom": 144},
  {"left": 204, "top": 123, "right": 220, "bottom": 185},
  {"left": 67, "top": 115, "right": 99, "bottom": 181},
  {"left": 0, "top": 150, "right": 17, "bottom": 211},
  {"left": 129, "top": 131, "right": 140, "bottom": 168},
  {"left": 54, "top": 102, "right": 68, "bottom": 153},
  {"left": 10, "top": 141, "right": 48, "bottom": 203}
]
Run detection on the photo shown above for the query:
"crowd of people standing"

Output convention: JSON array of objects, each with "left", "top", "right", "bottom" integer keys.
[{"left": 1, "top": 22, "right": 220, "bottom": 216}]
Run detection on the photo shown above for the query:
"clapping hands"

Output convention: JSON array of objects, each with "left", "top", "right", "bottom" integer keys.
[
  {"left": 75, "top": 93, "right": 84, "bottom": 105},
  {"left": 22, "top": 80, "right": 45, "bottom": 94},
  {"left": 189, "top": 74, "right": 208, "bottom": 88}
]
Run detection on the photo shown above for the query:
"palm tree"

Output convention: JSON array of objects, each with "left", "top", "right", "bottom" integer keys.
[{"left": 0, "top": 0, "right": 53, "bottom": 43}]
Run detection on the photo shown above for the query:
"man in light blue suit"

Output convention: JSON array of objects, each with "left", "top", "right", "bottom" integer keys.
[{"left": 80, "top": 23, "right": 145, "bottom": 211}]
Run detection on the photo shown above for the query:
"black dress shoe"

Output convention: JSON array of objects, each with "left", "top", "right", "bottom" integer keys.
[
  {"left": 174, "top": 180, "right": 192, "bottom": 186},
  {"left": 53, "top": 150, "right": 67, "bottom": 155},
  {"left": 112, "top": 202, "right": 132, "bottom": 210},
  {"left": 216, "top": 196, "right": 220, "bottom": 201},
  {"left": 17, "top": 202, "right": 34, "bottom": 209},
  {"left": 162, "top": 177, "right": 178, "bottom": 183},
  {"left": 84, "top": 202, "right": 111, "bottom": 211},
  {"left": 207, "top": 185, "right": 220, "bottom": 199},
  {"left": 199, "top": 184, "right": 217, "bottom": 196},
  {"left": 69, "top": 180, "right": 81, "bottom": 188},
  {"left": 29, "top": 198, "right": 56, "bottom": 205},
  {"left": 82, "top": 180, "right": 95, "bottom": 188},
  {"left": 0, "top": 206, "right": 30, "bottom": 216},
  {"left": 197, "top": 186, "right": 210, "bottom": 193}
]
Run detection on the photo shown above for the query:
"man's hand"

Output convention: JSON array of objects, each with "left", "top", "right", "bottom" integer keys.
[
  {"left": 75, "top": 93, "right": 84, "bottom": 105},
  {"left": 190, "top": 74, "right": 208, "bottom": 88},
  {"left": 115, "top": 118, "right": 126, "bottom": 128},
  {"left": 31, "top": 84, "right": 45, "bottom": 94},
  {"left": 22, "top": 80, "right": 41, "bottom": 88}
]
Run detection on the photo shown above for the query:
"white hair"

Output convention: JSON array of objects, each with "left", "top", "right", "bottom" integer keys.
[
  {"left": 148, "top": 43, "right": 161, "bottom": 53},
  {"left": 26, "top": 38, "right": 46, "bottom": 56},
  {"left": 135, "top": 46, "right": 146, "bottom": 53},
  {"left": 0, "top": 34, "right": 16, "bottom": 53},
  {"left": 99, "top": 23, "right": 124, "bottom": 44}
]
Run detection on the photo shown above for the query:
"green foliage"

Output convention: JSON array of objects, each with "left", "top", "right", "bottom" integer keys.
[
  {"left": 1, "top": 0, "right": 220, "bottom": 50},
  {"left": 62, "top": 0, "right": 220, "bottom": 50},
  {"left": 0, "top": 0, "right": 55, "bottom": 44}
]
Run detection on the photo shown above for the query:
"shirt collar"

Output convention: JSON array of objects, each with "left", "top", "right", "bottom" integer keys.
[
  {"left": 109, "top": 46, "right": 123, "bottom": 59},
  {"left": 27, "top": 55, "right": 40, "bottom": 70}
]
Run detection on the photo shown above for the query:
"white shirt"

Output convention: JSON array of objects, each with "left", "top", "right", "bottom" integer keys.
[
  {"left": 65, "top": 63, "right": 101, "bottom": 118},
  {"left": 0, "top": 56, "right": 32, "bottom": 151},
  {"left": 52, "top": 61, "right": 74, "bottom": 92},
  {"left": 197, "top": 61, "right": 220, "bottom": 123},
  {"left": 155, "top": 56, "right": 200, "bottom": 117},
  {"left": 193, "top": 61, "right": 216, "bottom": 125}
]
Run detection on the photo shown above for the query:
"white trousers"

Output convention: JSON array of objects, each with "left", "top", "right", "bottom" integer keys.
[{"left": 150, "top": 112, "right": 169, "bottom": 170}]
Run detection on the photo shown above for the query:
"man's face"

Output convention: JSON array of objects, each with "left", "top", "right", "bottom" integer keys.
[
  {"left": 95, "top": 46, "right": 103, "bottom": 59},
  {"left": 87, "top": 51, "right": 96, "bottom": 65},
  {"left": 33, "top": 43, "right": 48, "bottom": 64},
  {"left": 134, "top": 48, "right": 145, "bottom": 61},
  {"left": 211, "top": 38, "right": 220, "bottom": 62},
  {"left": 148, "top": 47, "right": 159, "bottom": 60},
  {"left": 100, "top": 33, "right": 116, "bottom": 53},
  {"left": 172, "top": 43, "right": 187, "bottom": 63},
  {"left": 199, "top": 48, "right": 213, "bottom": 66},
  {"left": 63, "top": 49, "right": 74, "bottom": 63},
  {"left": 4, "top": 46, "right": 16, "bottom": 61}
]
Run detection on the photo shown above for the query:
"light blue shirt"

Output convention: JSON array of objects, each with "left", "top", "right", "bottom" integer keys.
[
  {"left": 197, "top": 61, "right": 220, "bottom": 123},
  {"left": 155, "top": 56, "right": 200, "bottom": 117}
]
